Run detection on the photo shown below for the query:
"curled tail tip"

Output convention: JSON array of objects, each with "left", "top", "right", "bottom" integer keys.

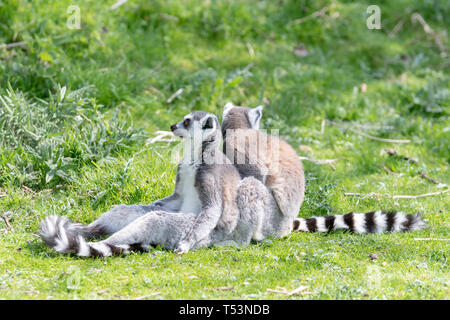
[
  {"left": 40, "top": 215, "right": 63, "bottom": 234},
  {"left": 39, "top": 215, "right": 140, "bottom": 258},
  {"left": 40, "top": 215, "right": 65, "bottom": 249},
  {"left": 40, "top": 215, "right": 78, "bottom": 254}
]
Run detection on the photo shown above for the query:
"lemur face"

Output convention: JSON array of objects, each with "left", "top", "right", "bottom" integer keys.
[
  {"left": 171, "top": 111, "right": 219, "bottom": 142},
  {"left": 222, "top": 102, "right": 264, "bottom": 130}
]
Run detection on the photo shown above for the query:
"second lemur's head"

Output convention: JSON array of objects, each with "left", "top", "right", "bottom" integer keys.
[
  {"left": 221, "top": 102, "right": 264, "bottom": 136},
  {"left": 170, "top": 111, "right": 221, "bottom": 149}
]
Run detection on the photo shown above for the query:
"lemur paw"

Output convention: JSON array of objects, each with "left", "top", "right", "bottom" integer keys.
[{"left": 175, "top": 241, "right": 191, "bottom": 255}]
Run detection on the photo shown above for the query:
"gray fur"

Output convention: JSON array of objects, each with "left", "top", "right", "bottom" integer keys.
[
  {"left": 40, "top": 176, "right": 269, "bottom": 257},
  {"left": 221, "top": 102, "right": 305, "bottom": 239},
  {"left": 40, "top": 112, "right": 271, "bottom": 256}
]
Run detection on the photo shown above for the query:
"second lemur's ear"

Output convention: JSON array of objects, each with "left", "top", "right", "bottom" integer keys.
[
  {"left": 248, "top": 105, "right": 264, "bottom": 129},
  {"left": 223, "top": 102, "right": 234, "bottom": 117}
]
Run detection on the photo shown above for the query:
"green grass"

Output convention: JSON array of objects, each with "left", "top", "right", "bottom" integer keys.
[{"left": 0, "top": 0, "right": 449, "bottom": 299}]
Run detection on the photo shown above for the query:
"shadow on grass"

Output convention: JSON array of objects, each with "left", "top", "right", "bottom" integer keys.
[{"left": 24, "top": 237, "right": 173, "bottom": 260}]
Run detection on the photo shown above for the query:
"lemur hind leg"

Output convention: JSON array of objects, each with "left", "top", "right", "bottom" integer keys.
[
  {"left": 236, "top": 176, "right": 293, "bottom": 241},
  {"left": 97, "top": 211, "right": 199, "bottom": 253},
  {"left": 60, "top": 195, "right": 180, "bottom": 240},
  {"left": 87, "top": 205, "right": 153, "bottom": 237},
  {"left": 44, "top": 210, "right": 201, "bottom": 257},
  {"left": 266, "top": 170, "right": 304, "bottom": 219},
  {"left": 55, "top": 204, "right": 153, "bottom": 240},
  {"left": 229, "top": 177, "right": 268, "bottom": 245},
  {"left": 191, "top": 177, "right": 268, "bottom": 251}
]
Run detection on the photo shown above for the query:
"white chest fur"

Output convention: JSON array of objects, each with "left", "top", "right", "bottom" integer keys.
[{"left": 178, "top": 163, "right": 203, "bottom": 214}]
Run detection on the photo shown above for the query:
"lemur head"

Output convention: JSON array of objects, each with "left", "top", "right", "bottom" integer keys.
[
  {"left": 170, "top": 111, "right": 221, "bottom": 148},
  {"left": 221, "top": 102, "right": 264, "bottom": 135}
]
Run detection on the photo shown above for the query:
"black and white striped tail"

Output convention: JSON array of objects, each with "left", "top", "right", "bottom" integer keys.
[
  {"left": 40, "top": 216, "right": 148, "bottom": 257},
  {"left": 40, "top": 215, "right": 105, "bottom": 240},
  {"left": 293, "top": 211, "right": 425, "bottom": 234}
]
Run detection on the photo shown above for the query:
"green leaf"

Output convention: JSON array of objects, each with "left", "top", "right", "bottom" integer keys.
[
  {"left": 45, "top": 170, "right": 56, "bottom": 183},
  {"left": 39, "top": 52, "right": 53, "bottom": 63}
]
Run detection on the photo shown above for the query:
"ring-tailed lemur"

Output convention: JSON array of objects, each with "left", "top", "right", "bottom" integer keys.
[
  {"left": 37, "top": 112, "right": 237, "bottom": 242},
  {"left": 222, "top": 102, "right": 305, "bottom": 220},
  {"left": 40, "top": 112, "right": 276, "bottom": 257},
  {"left": 222, "top": 102, "right": 305, "bottom": 239},
  {"left": 221, "top": 102, "right": 426, "bottom": 234}
]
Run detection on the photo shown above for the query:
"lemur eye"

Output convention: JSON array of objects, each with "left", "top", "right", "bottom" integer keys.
[{"left": 183, "top": 119, "right": 190, "bottom": 127}]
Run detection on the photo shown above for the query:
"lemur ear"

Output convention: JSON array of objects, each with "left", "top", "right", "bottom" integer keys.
[
  {"left": 223, "top": 102, "right": 234, "bottom": 116},
  {"left": 202, "top": 116, "right": 215, "bottom": 130},
  {"left": 248, "top": 105, "right": 264, "bottom": 129}
]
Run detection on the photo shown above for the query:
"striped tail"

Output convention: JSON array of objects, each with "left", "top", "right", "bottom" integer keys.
[
  {"left": 293, "top": 211, "right": 426, "bottom": 234},
  {"left": 40, "top": 215, "right": 148, "bottom": 257},
  {"left": 40, "top": 215, "right": 105, "bottom": 240}
]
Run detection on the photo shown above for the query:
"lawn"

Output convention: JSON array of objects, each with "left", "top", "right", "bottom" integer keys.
[{"left": 0, "top": 0, "right": 448, "bottom": 299}]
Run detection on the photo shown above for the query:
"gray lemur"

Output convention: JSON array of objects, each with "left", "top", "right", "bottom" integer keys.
[
  {"left": 222, "top": 102, "right": 426, "bottom": 235},
  {"left": 221, "top": 102, "right": 306, "bottom": 239},
  {"left": 40, "top": 111, "right": 277, "bottom": 257}
]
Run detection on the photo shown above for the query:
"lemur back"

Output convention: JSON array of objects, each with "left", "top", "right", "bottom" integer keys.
[{"left": 222, "top": 103, "right": 305, "bottom": 220}]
